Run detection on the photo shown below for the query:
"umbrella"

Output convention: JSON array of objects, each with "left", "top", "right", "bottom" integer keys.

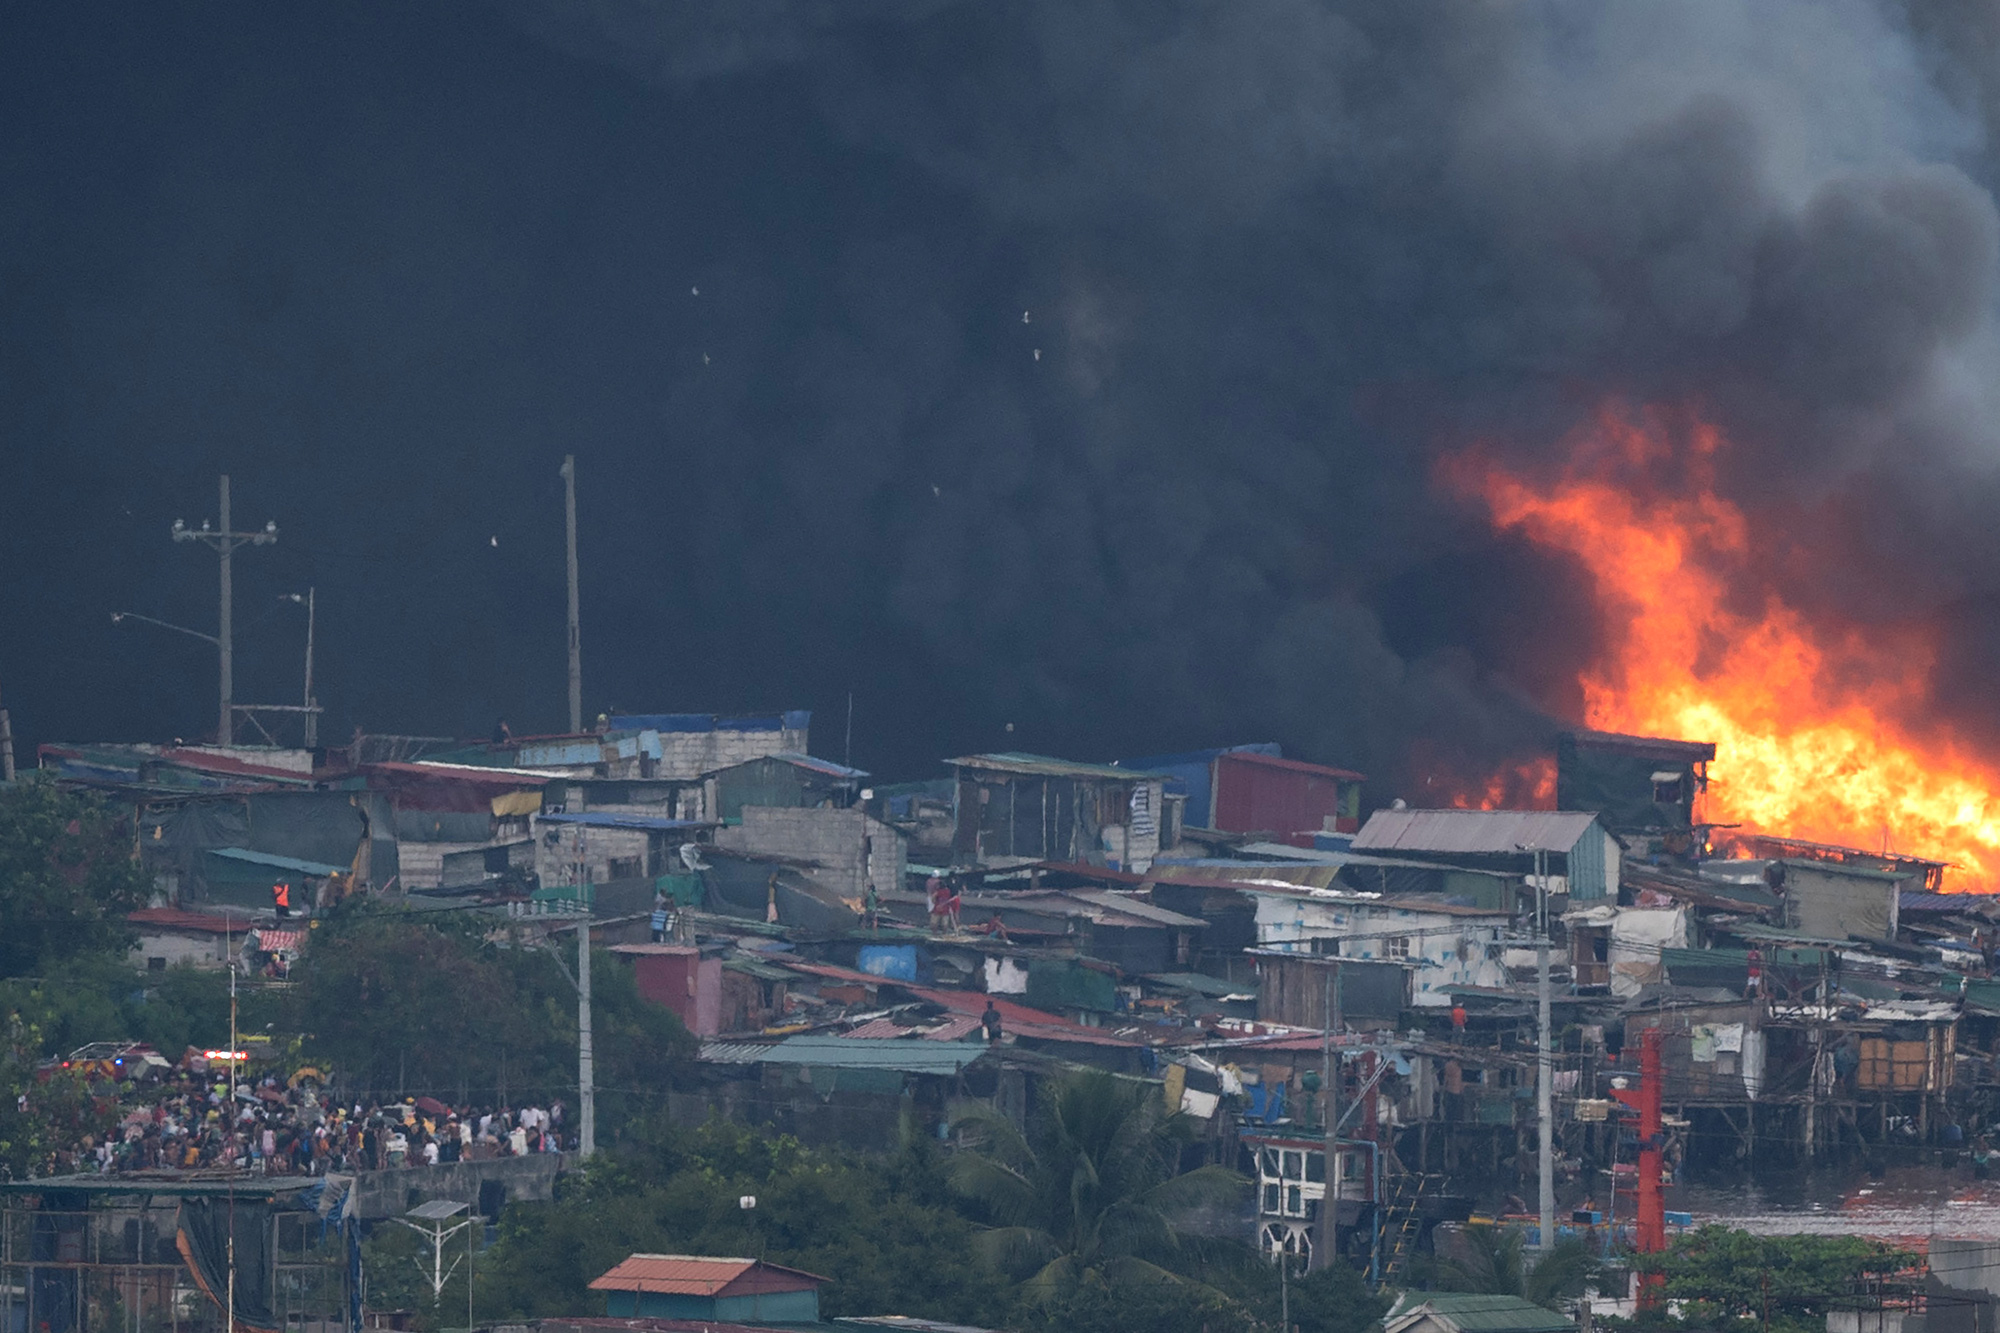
[{"left": 414, "top": 1095, "right": 449, "bottom": 1116}]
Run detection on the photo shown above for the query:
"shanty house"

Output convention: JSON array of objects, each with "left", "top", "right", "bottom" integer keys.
[
  {"left": 706, "top": 752, "right": 866, "bottom": 823},
  {"left": 1351, "top": 809, "right": 1620, "bottom": 902},
  {"left": 533, "top": 811, "right": 709, "bottom": 896},
  {"left": 126, "top": 907, "right": 254, "bottom": 972},
  {"left": 946, "top": 753, "right": 1171, "bottom": 871},
  {"left": 711, "top": 804, "right": 904, "bottom": 905},
  {"left": 1253, "top": 952, "right": 1411, "bottom": 1027},
  {"left": 1556, "top": 730, "right": 1714, "bottom": 853},
  {"left": 362, "top": 761, "right": 548, "bottom": 892},
  {"left": 589, "top": 1254, "right": 828, "bottom": 1323},
  {"left": 1120, "top": 744, "right": 1364, "bottom": 836},
  {"left": 1772, "top": 858, "right": 1911, "bottom": 944},
  {"left": 1246, "top": 887, "right": 1509, "bottom": 1006},
  {"left": 482, "top": 711, "right": 812, "bottom": 781}
]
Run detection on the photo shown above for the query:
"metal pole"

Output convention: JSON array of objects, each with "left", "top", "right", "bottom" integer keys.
[
  {"left": 303, "top": 587, "right": 317, "bottom": 748},
  {"left": 219, "top": 475, "right": 233, "bottom": 745},
  {"left": 0, "top": 681, "right": 14, "bottom": 783},
  {"left": 577, "top": 917, "right": 595, "bottom": 1157},
  {"left": 1315, "top": 957, "right": 1342, "bottom": 1270},
  {"left": 172, "top": 475, "right": 276, "bottom": 747},
  {"left": 561, "top": 456, "right": 582, "bottom": 735},
  {"left": 1538, "top": 937, "right": 1555, "bottom": 1251}
]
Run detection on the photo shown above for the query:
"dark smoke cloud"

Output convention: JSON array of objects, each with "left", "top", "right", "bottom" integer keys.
[{"left": 5, "top": 1, "right": 2000, "bottom": 797}]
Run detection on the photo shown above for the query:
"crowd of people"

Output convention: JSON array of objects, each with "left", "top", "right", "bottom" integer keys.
[{"left": 66, "top": 1069, "right": 572, "bottom": 1177}]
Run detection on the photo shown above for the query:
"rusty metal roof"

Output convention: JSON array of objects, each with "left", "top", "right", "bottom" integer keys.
[
  {"left": 1352, "top": 809, "right": 1601, "bottom": 855},
  {"left": 588, "top": 1255, "right": 827, "bottom": 1296},
  {"left": 945, "top": 752, "right": 1166, "bottom": 780}
]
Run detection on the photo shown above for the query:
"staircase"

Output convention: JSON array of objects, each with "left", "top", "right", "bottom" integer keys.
[{"left": 1380, "top": 1171, "right": 1439, "bottom": 1282}]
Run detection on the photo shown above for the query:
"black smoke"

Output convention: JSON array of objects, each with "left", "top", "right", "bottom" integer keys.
[{"left": 5, "top": 1, "right": 1999, "bottom": 795}]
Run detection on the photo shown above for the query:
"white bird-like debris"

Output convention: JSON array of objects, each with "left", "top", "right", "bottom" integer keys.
[
  {"left": 691, "top": 285, "right": 700, "bottom": 296},
  {"left": 1032, "top": 348, "right": 1041, "bottom": 361},
  {"left": 489, "top": 536, "right": 498, "bottom": 547},
  {"left": 1022, "top": 310, "right": 1030, "bottom": 323},
  {"left": 931, "top": 483, "right": 941, "bottom": 497},
  {"left": 702, "top": 352, "right": 711, "bottom": 366}
]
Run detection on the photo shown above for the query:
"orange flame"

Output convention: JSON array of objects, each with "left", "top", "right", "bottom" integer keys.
[{"left": 1445, "top": 404, "right": 2000, "bottom": 888}]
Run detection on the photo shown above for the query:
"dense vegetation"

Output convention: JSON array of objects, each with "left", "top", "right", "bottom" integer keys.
[{"left": 462, "top": 1109, "right": 1387, "bottom": 1333}]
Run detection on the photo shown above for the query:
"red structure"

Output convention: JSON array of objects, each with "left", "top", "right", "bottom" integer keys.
[
  {"left": 1610, "top": 1027, "right": 1666, "bottom": 1307},
  {"left": 611, "top": 943, "right": 722, "bottom": 1035},
  {"left": 1211, "top": 750, "right": 1364, "bottom": 837}
]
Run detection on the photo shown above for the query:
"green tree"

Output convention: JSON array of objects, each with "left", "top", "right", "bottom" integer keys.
[
  {"left": 1415, "top": 1223, "right": 1599, "bottom": 1309},
  {"left": 476, "top": 1118, "right": 1012, "bottom": 1328},
  {"left": 0, "top": 1013, "right": 118, "bottom": 1178},
  {"left": 0, "top": 777, "right": 149, "bottom": 978},
  {"left": 285, "top": 907, "right": 691, "bottom": 1111},
  {"left": 946, "top": 1070, "right": 1248, "bottom": 1300},
  {"left": 1637, "top": 1228, "right": 1916, "bottom": 1333}
]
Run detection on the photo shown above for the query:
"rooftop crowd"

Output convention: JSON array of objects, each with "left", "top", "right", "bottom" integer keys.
[{"left": 66, "top": 1069, "right": 570, "bottom": 1177}]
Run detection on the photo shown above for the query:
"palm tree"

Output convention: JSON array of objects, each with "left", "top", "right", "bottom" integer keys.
[
  {"left": 1414, "top": 1223, "right": 1598, "bottom": 1310},
  {"left": 947, "top": 1070, "right": 1247, "bottom": 1299}
]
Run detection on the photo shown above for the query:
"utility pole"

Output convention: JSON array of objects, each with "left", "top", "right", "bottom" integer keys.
[
  {"left": 1314, "top": 956, "right": 1342, "bottom": 1270},
  {"left": 301, "top": 587, "right": 316, "bottom": 747},
  {"left": 539, "top": 913, "right": 597, "bottom": 1160},
  {"left": 577, "top": 913, "right": 595, "bottom": 1158},
  {"left": 173, "top": 475, "right": 277, "bottom": 746},
  {"left": 561, "top": 456, "right": 582, "bottom": 734},
  {"left": 1538, "top": 935, "right": 1555, "bottom": 1252},
  {"left": 0, "top": 677, "right": 14, "bottom": 783}
]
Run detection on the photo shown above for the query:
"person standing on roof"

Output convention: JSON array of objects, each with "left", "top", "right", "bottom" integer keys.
[
  {"left": 927, "top": 874, "right": 949, "bottom": 932},
  {"left": 981, "top": 1000, "right": 1003, "bottom": 1044},
  {"left": 650, "top": 895, "right": 670, "bottom": 943}
]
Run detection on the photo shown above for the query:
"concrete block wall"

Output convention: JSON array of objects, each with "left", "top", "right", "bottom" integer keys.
[
  {"left": 713, "top": 806, "right": 906, "bottom": 900},
  {"left": 655, "top": 724, "right": 808, "bottom": 781},
  {"left": 533, "top": 822, "right": 652, "bottom": 888}
]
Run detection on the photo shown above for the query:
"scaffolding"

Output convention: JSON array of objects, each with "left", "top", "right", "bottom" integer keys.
[{"left": 0, "top": 1176, "right": 352, "bottom": 1333}]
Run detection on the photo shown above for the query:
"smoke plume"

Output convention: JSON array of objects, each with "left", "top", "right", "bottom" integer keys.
[{"left": 5, "top": 1, "right": 2000, "bottom": 796}]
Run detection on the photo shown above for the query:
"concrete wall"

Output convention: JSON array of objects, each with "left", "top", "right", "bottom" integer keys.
[
  {"left": 129, "top": 931, "right": 237, "bottom": 971},
  {"left": 713, "top": 806, "right": 906, "bottom": 901},
  {"left": 345, "top": 1150, "right": 574, "bottom": 1221}
]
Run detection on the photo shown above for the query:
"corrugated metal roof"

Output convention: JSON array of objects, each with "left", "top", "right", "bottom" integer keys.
[
  {"left": 697, "top": 1040, "right": 780, "bottom": 1065},
  {"left": 1352, "top": 809, "right": 1599, "bottom": 855},
  {"left": 1061, "top": 890, "right": 1207, "bottom": 929},
  {"left": 761, "top": 1035, "right": 990, "bottom": 1074},
  {"left": 1214, "top": 750, "right": 1365, "bottom": 781},
  {"left": 588, "top": 1255, "right": 827, "bottom": 1296},
  {"left": 1388, "top": 1293, "right": 1575, "bottom": 1333},
  {"left": 766, "top": 751, "right": 868, "bottom": 779},
  {"left": 210, "top": 847, "right": 350, "bottom": 877},
  {"left": 1901, "top": 890, "right": 2000, "bottom": 913},
  {"left": 1562, "top": 729, "right": 1716, "bottom": 763},
  {"left": 844, "top": 1015, "right": 983, "bottom": 1041},
  {"left": 129, "top": 907, "right": 255, "bottom": 936},
  {"left": 945, "top": 753, "right": 1166, "bottom": 781}
]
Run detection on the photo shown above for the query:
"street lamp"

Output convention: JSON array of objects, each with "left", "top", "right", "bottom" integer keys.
[{"left": 280, "top": 590, "right": 317, "bottom": 747}]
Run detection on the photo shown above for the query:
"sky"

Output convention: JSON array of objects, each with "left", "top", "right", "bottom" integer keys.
[{"left": 8, "top": 2, "right": 2000, "bottom": 795}]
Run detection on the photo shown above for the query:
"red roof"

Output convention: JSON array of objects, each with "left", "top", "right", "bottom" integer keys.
[
  {"left": 129, "top": 907, "right": 256, "bottom": 936},
  {"left": 1214, "top": 750, "right": 1365, "bottom": 782},
  {"left": 588, "top": 1256, "right": 827, "bottom": 1296}
]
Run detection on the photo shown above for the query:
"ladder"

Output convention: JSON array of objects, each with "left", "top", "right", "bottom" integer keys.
[{"left": 1380, "top": 1171, "right": 1437, "bottom": 1282}]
